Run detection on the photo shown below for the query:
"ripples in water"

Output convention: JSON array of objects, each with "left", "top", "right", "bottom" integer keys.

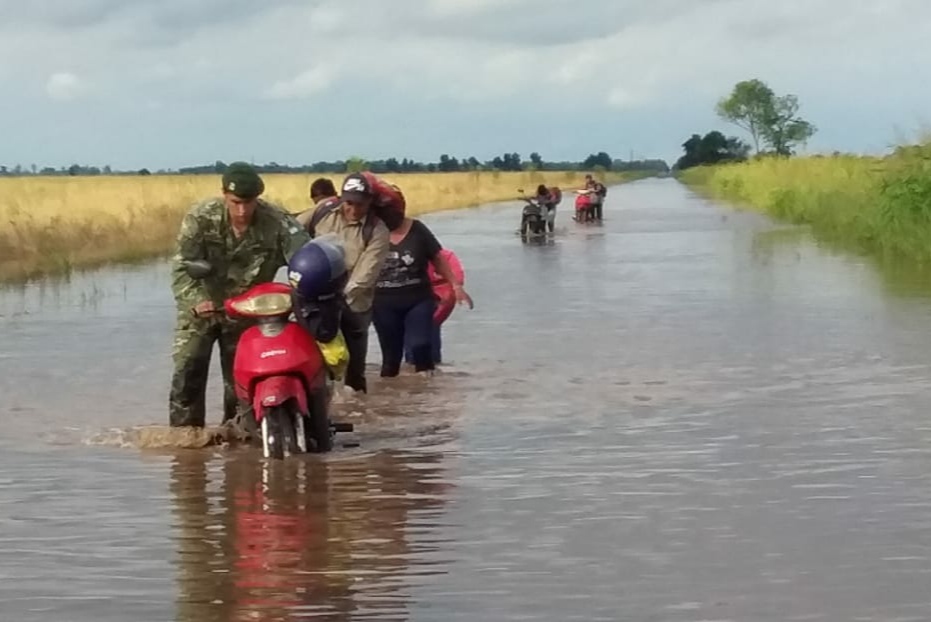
[
  {"left": 3, "top": 179, "right": 931, "bottom": 620},
  {"left": 169, "top": 448, "right": 456, "bottom": 622}
]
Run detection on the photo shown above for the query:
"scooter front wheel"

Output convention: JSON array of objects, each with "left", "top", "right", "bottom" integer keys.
[{"left": 261, "top": 405, "right": 299, "bottom": 460}]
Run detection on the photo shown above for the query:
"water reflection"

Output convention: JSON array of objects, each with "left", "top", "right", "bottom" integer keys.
[
  {"left": 751, "top": 223, "right": 931, "bottom": 300},
  {"left": 169, "top": 449, "right": 454, "bottom": 622}
]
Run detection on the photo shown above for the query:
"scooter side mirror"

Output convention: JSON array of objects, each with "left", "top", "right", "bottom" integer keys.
[{"left": 182, "top": 260, "right": 214, "bottom": 280}]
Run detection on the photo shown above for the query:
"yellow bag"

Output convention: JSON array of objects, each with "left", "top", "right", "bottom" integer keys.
[{"left": 317, "top": 330, "right": 349, "bottom": 381}]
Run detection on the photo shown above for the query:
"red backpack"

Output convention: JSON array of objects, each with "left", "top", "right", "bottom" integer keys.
[{"left": 307, "top": 172, "right": 406, "bottom": 245}]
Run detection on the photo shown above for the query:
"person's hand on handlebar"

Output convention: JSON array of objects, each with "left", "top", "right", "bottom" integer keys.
[{"left": 191, "top": 300, "right": 218, "bottom": 317}]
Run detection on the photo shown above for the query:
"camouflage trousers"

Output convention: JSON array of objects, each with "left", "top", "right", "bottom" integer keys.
[{"left": 169, "top": 313, "right": 247, "bottom": 427}]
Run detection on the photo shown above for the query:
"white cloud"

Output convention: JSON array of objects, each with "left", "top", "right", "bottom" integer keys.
[
  {"left": 427, "top": 0, "right": 530, "bottom": 17},
  {"left": 150, "top": 62, "right": 175, "bottom": 79},
  {"left": 2, "top": 0, "right": 931, "bottom": 167},
  {"left": 45, "top": 72, "right": 85, "bottom": 100},
  {"left": 306, "top": 5, "right": 343, "bottom": 33},
  {"left": 265, "top": 65, "right": 335, "bottom": 100},
  {"left": 607, "top": 86, "right": 647, "bottom": 110}
]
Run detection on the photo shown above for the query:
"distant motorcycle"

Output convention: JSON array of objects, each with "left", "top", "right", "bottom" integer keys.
[
  {"left": 574, "top": 190, "right": 594, "bottom": 223},
  {"left": 516, "top": 189, "right": 547, "bottom": 240}
]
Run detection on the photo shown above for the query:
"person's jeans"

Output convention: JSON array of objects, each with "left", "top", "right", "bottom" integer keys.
[
  {"left": 372, "top": 297, "right": 436, "bottom": 376},
  {"left": 340, "top": 307, "right": 372, "bottom": 392},
  {"left": 405, "top": 322, "right": 441, "bottom": 365},
  {"left": 592, "top": 199, "right": 603, "bottom": 220}
]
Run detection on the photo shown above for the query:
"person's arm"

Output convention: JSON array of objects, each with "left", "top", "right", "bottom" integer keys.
[
  {"left": 421, "top": 222, "right": 473, "bottom": 309},
  {"left": 278, "top": 210, "right": 312, "bottom": 263},
  {"left": 170, "top": 207, "right": 211, "bottom": 315},
  {"left": 295, "top": 197, "right": 338, "bottom": 237},
  {"left": 294, "top": 209, "right": 314, "bottom": 231},
  {"left": 432, "top": 253, "right": 472, "bottom": 308},
  {"left": 344, "top": 219, "right": 389, "bottom": 309},
  {"left": 432, "top": 250, "right": 463, "bottom": 286}
]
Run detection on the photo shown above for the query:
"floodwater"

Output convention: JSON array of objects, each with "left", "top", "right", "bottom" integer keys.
[{"left": 2, "top": 177, "right": 931, "bottom": 621}]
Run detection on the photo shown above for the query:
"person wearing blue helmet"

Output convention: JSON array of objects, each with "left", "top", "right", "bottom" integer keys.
[{"left": 287, "top": 235, "right": 351, "bottom": 378}]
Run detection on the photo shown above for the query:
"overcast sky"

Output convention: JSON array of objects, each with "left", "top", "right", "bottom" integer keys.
[{"left": 1, "top": 0, "right": 929, "bottom": 170}]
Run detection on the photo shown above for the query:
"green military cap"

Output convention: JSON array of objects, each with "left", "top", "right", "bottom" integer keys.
[{"left": 222, "top": 161, "right": 265, "bottom": 198}]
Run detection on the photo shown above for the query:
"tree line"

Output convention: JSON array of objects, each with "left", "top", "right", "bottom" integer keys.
[
  {"left": 675, "top": 78, "right": 817, "bottom": 170},
  {"left": 0, "top": 151, "right": 670, "bottom": 178}
]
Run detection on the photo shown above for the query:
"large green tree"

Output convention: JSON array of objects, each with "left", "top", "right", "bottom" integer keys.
[
  {"left": 716, "top": 78, "right": 815, "bottom": 156},
  {"left": 761, "top": 94, "right": 816, "bottom": 156},
  {"left": 716, "top": 79, "right": 774, "bottom": 153}
]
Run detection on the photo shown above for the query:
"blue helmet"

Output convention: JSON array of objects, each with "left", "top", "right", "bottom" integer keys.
[{"left": 287, "top": 235, "right": 348, "bottom": 301}]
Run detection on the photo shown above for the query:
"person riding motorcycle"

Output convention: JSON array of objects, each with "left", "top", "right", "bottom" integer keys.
[
  {"left": 286, "top": 235, "right": 352, "bottom": 383},
  {"left": 534, "top": 184, "right": 559, "bottom": 233},
  {"left": 583, "top": 174, "right": 607, "bottom": 221}
]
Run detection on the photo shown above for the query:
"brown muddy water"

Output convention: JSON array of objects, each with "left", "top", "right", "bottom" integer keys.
[{"left": 1, "top": 178, "right": 931, "bottom": 621}]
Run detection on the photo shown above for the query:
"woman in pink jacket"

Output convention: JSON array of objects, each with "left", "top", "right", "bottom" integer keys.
[{"left": 404, "top": 247, "right": 465, "bottom": 365}]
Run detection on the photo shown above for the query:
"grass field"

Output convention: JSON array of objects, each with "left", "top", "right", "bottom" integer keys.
[
  {"left": 0, "top": 170, "right": 645, "bottom": 283},
  {"left": 678, "top": 143, "right": 931, "bottom": 263}
]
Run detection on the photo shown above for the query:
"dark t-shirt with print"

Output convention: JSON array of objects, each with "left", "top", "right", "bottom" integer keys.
[{"left": 375, "top": 219, "right": 442, "bottom": 304}]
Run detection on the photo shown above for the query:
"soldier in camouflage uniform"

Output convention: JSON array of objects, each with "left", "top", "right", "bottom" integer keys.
[{"left": 169, "top": 162, "right": 311, "bottom": 427}]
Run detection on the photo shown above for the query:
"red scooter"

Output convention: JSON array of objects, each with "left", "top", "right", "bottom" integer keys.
[
  {"left": 573, "top": 189, "right": 594, "bottom": 223},
  {"left": 183, "top": 260, "right": 353, "bottom": 460}
]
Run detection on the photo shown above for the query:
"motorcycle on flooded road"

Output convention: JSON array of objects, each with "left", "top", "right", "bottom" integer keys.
[
  {"left": 181, "top": 259, "right": 354, "bottom": 460},
  {"left": 573, "top": 189, "right": 595, "bottom": 223},
  {"left": 516, "top": 189, "right": 547, "bottom": 241}
]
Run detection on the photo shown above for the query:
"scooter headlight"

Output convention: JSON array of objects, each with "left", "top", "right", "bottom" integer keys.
[{"left": 229, "top": 292, "right": 293, "bottom": 317}]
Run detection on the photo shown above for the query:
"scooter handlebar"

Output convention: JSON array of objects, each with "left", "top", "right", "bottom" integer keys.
[{"left": 189, "top": 306, "right": 226, "bottom": 319}]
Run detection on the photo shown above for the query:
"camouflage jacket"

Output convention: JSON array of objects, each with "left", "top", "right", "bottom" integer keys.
[{"left": 171, "top": 197, "right": 310, "bottom": 311}]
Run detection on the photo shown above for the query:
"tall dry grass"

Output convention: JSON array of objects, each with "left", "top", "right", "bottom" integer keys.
[
  {"left": 0, "top": 170, "right": 639, "bottom": 283},
  {"left": 678, "top": 144, "right": 931, "bottom": 262}
]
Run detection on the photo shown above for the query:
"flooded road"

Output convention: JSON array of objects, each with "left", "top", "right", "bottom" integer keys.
[{"left": 2, "top": 177, "right": 931, "bottom": 620}]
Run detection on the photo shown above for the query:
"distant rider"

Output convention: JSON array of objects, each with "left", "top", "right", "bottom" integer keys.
[
  {"left": 583, "top": 174, "right": 607, "bottom": 221},
  {"left": 534, "top": 184, "right": 558, "bottom": 233}
]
